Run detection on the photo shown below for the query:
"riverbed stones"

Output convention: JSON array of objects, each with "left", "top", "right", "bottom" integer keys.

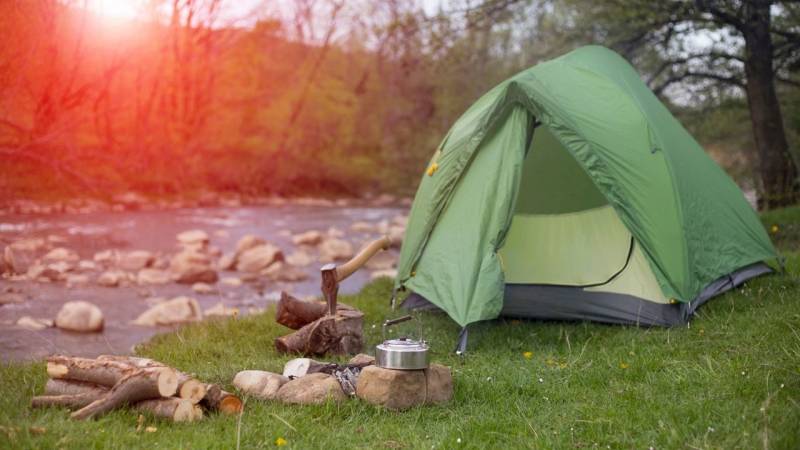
[
  {"left": 355, "top": 364, "right": 453, "bottom": 410},
  {"left": 10, "top": 238, "right": 47, "bottom": 253},
  {"left": 370, "top": 269, "right": 398, "bottom": 280},
  {"left": 65, "top": 274, "right": 90, "bottom": 288},
  {"left": 236, "top": 244, "right": 283, "bottom": 273},
  {"left": 97, "top": 270, "right": 126, "bottom": 287},
  {"left": 291, "top": 230, "right": 323, "bottom": 246},
  {"left": 55, "top": 301, "right": 104, "bottom": 332},
  {"left": 364, "top": 251, "right": 397, "bottom": 270},
  {"left": 43, "top": 247, "right": 79, "bottom": 263},
  {"left": 276, "top": 373, "right": 346, "bottom": 405},
  {"left": 263, "top": 262, "right": 308, "bottom": 282},
  {"left": 192, "top": 282, "right": 215, "bottom": 294},
  {"left": 2, "top": 246, "right": 18, "bottom": 275},
  {"left": 0, "top": 292, "right": 26, "bottom": 305},
  {"left": 117, "top": 250, "right": 155, "bottom": 271},
  {"left": 285, "top": 250, "right": 312, "bottom": 267},
  {"left": 133, "top": 296, "right": 203, "bottom": 326},
  {"left": 177, "top": 230, "right": 209, "bottom": 248},
  {"left": 204, "top": 302, "right": 239, "bottom": 317},
  {"left": 170, "top": 251, "right": 218, "bottom": 284},
  {"left": 319, "top": 238, "right": 354, "bottom": 262},
  {"left": 233, "top": 370, "right": 288, "bottom": 400},
  {"left": 235, "top": 235, "right": 265, "bottom": 256},
  {"left": 17, "top": 316, "right": 52, "bottom": 331},
  {"left": 137, "top": 268, "right": 171, "bottom": 285}
]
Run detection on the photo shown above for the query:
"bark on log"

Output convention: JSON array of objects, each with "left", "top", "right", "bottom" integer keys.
[
  {"left": 97, "top": 355, "right": 206, "bottom": 403},
  {"left": 202, "top": 384, "right": 242, "bottom": 415},
  {"left": 135, "top": 397, "right": 199, "bottom": 422},
  {"left": 275, "top": 309, "right": 363, "bottom": 356},
  {"left": 31, "top": 379, "right": 108, "bottom": 409},
  {"left": 70, "top": 367, "right": 178, "bottom": 420},
  {"left": 276, "top": 291, "right": 354, "bottom": 330},
  {"left": 47, "top": 355, "right": 137, "bottom": 387}
]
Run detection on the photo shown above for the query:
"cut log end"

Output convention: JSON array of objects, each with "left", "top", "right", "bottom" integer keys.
[
  {"left": 178, "top": 378, "right": 207, "bottom": 404},
  {"left": 219, "top": 396, "right": 243, "bottom": 415},
  {"left": 157, "top": 368, "right": 179, "bottom": 397},
  {"left": 46, "top": 363, "right": 69, "bottom": 378}
]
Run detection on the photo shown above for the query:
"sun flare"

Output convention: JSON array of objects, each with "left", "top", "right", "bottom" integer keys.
[{"left": 87, "top": 0, "right": 143, "bottom": 20}]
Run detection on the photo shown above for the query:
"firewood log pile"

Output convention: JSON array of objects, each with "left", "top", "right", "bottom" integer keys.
[{"left": 31, "top": 355, "right": 242, "bottom": 422}]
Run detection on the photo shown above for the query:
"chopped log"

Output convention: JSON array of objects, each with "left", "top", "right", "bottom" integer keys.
[
  {"left": 177, "top": 376, "right": 206, "bottom": 404},
  {"left": 70, "top": 367, "right": 178, "bottom": 420},
  {"left": 31, "top": 393, "right": 103, "bottom": 409},
  {"left": 202, "top": 384, "right": 242, "bottom": 415},
  {"left": 135, "top": 398, "right": 198, "bottom": 422},
  {"left": 276, "top": 292, "right": 354, "bottom": 330},
  {"left": 47, "top": 355, "right": 137, "bottom": 387},
  {"left": 97, "top": 355, "right": 206, "bottom": 404},
  {"left": 275, "top": 308, "right": 363, "bottom": 356},
  {"left": 44, "top": 378, "right": 108, "bottom": 397},
  {"left": 276, "top": 292, "right": 328, "bottom": 329}
]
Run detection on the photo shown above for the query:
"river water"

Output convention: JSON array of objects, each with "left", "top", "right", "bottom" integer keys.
[{"left": 0, "top": 203, "right": 405, "bottom": 362}]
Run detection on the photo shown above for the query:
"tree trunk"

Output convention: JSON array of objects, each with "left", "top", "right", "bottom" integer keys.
[{"left": 742, "top": 1, "right": 798, "bottom": 209}]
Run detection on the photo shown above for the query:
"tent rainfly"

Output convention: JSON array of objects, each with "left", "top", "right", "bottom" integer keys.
[{"left": 394, "top": 46, "right": 777, "bottom": 351}]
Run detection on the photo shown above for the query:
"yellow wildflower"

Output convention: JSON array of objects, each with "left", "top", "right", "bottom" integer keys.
[
  {"left": 523, "top": 351, "right": 533, "bottom": 359},
  {"left": 770, "top": 224, "right": 779, "bottom": 234},
  {"left": 619, "top": 362, "right": 629, "bottom": 369},
  {"left": 275, "top": 437, "right": 288, "bottom": 446}
]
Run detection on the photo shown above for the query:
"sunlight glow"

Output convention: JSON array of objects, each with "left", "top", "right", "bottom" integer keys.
[{"left": 87, "top": 0, "right": 144, "bottom": 20}]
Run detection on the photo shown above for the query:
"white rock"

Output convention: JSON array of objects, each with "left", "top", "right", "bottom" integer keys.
[
  {"left": 233, "top": 370, "right": 288, "bottom": 400},
  {"left": 133, "top": 296, "right": 202, "bottom": 326},
  {"left": 285, "top": 250, "right": 313, "bottom": 267},
  {"left": 220, "top": 277, "right": 243, "bottom": 287},
  {"left": 370, "top": 269, "right": 398, "bottom": 280},
  {"left": 235, "top": 235, "right": 265, "bottom": 256},
  {"left": 388, "top": 225, "right": 405, "bottom": 248},
  {"left": 2, "top": 246, "right": 18, "bottom": 275},
  {"left": 204, "top": 302, "right": 238, "bottom": 317},
  {"left": 192, "top": 282, "right": 215, "bottom": 294},
  {"left": 350, "top": 221, "right": 375, "bottom": 233},
  {"left": 77, "top": 260, "right": 96, "bottom": 271},
  {"left": 93, "top": 249, "right": 117, "bottom": 264},
  {"left": 291, "top": 230, "right": 323, "bottom": 246},
  {"left": 65, "top": 274, "right": 90, "bottom": 288},
  {"left": 118, "top": 250, "right": 155, "bottom": 271},
  {"left": 177, "top": 229, "right": 209, "bottom": 246},
  {"left": 47, "top": 260, "right": 73, "bottom": 274},
  {"left": 137, "top": 268, "right": 171, "bottom": 285},
  {"left": 326, "top": 227, "right": 345, "bottom": 238},
  {"left": 169, "top": 251, "right": 218, "bottom": 284},
  {"left": 236, "top": 244, "right": 283, "bottom": 273},
  {"left": 218, "top": 253, "right": 236, "bottom": 271},
  {"left": 43, "top": 247, "right": 79, "bottom": 263},
  {"left": 17, "top": 316, "right": 53, "bottom": 331},
  {"left": 55, "top": 301, "right": 104, "bottom": 332},
  {"left": 319, "top": 239, "right": 354, "bottom": 262},
  {"left": 264, "top": 262, "right": 308, "bottom": 282},
  {"left": 97, "top": 270, "right": 126, "bottom": 287},
  {"left": 365, "top": 251, "right": 397, "bottom": 270},
  {"left": 10, "top": 238, "right": 47, "bottom": 253}
]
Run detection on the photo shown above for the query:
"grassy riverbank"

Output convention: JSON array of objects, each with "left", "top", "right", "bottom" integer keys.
[{"left": 1, "top": 208, "right": 799, "bottom": 449}]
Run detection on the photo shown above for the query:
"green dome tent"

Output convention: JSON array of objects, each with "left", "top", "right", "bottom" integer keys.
[{"left": 394, "top": 46, "right": 777, "bottom": 349}]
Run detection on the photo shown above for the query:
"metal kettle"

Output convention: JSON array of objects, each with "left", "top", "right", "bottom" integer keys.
[{"left": 375, "top": 315, "right": 429, "bottom": 370}]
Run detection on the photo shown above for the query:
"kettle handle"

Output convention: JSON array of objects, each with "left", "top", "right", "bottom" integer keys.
[{"left": 381, "top": 314, "right": 424, "bottom": 342}]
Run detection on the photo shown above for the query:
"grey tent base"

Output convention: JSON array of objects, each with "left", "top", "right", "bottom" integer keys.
[{"left": 402, "top": 262, "right": 772, "bottom": 327}]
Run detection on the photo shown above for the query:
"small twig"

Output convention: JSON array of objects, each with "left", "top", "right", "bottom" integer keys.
[{"left": 235, "top": 397, "right": 247, "bottom": 450}]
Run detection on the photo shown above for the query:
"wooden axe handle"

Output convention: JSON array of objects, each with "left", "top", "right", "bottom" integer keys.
[{"left": 335, "top": 236, "right": 391, "bottom": 282}]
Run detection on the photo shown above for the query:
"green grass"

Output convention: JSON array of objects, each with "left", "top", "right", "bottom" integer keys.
[{"left": 2, "top": 210, "right": 800, "bottom": 449}]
